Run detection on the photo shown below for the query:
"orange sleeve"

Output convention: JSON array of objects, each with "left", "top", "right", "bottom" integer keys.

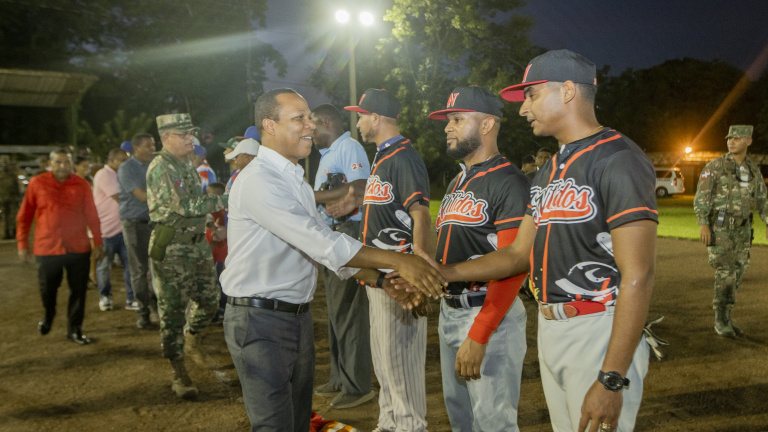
[{"left": 467, "top": 227, "right": 527, "bottom": 344}]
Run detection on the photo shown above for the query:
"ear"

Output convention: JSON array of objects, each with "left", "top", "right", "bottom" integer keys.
[
  {"left": 561, "top": 81, "right": 576, "bottom": 104},
  {"left": 747, "top": 137, "right": 753, "bottom": 147},
  {"left": 480, "top": 116, "right": 496, "bottom": 136},
  {"left": 262, "top": 118, "right": 276, "bottom": 136}
]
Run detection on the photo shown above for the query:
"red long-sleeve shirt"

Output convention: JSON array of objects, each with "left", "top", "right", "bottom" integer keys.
[{"left": 16, "top": 172, "right": 103, "bottom": 255}]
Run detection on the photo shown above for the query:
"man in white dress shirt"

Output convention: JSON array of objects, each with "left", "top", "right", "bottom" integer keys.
[{"left": 220, "top": 88, "right": 444, "bottom": 432}]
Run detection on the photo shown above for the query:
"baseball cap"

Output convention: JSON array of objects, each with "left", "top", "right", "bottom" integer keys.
[
  {"left": 192, "top": 145, "right": 207, "bottom": 156},
  {"left": 219, "top": 136, "right": 244, "bottom": 150},
  {"left": 500, "top": 49, "right": 597, "bottom": 102},
  {"left": 225, "top": 138, "right": 260, "bottom": 160},
  {"left": 428, "top": 86, "right": 504, "bottom": 120},
  {"left": 344, "top": 88, "right": 401, "bottom": 119},
  {"left": 725, "top": 125, "right": 753, "bottom": 139},
  {"left": 156, "top": 113, "right": 200, "bottom": 135},
  {"left": 244, "top": 126, "right": 260, "bottom": 141},
  {"left": 120, "top": 141, "right": 132, "bottom": 152}
]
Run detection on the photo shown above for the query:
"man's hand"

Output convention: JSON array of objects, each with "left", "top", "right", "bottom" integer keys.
[
  {"left": 455, "top": 338, "right": 487, "bottom": 381},
  {"left": 392, "top": 253, "right": 446, "bottom": 299},
  {"left": 18, "top": 249, "right": 30, "bottom": 263},
  {"left": 325, "top": 183, "right": 360, "bottom": 218},
  {"left": 382, "top": 278, "right": 424, "bottom": 310},
  {"left": 699, "top": 225, "right": 712, "bottom": 246},
  {"left": 91, "top": 245, "right": 104, "bottom": 262},
  {"left": 211, "top": 224, "right": 227, "bottom": 242},
  {"left": 411, "top": 299, "right": 431, "bottom": 318},
  {"left": 578, "top": 380, "right": 622, "bottom": 432}
]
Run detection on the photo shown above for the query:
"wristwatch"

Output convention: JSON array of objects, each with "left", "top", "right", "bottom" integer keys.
[{"left": 597, "top": 370, "right": 630, "bottom": 392}]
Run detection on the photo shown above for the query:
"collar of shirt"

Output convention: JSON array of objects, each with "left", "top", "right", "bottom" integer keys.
[
  {"left": 257, "top": 145, "right": 305, "bottom": 184},
  {"left": 376, "top": 135, "right": 405, "bottom": 152},
  {"left": 557, "top": 128, "right": 608, "bottom": 163},
  {"left": 131, "top": 155, "right": 150, "bottom": 167}
]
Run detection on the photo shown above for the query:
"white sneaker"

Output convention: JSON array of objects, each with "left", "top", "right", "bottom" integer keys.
[
  {"left": 125, "top": 300, "right": 140, "bottom": 311},
  {"left": 98, "top": 295, "right": 113, "bottom": 311}
]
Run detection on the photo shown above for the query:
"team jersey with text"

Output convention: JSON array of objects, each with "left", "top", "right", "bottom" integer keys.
[
  {"left": 526, "top": 128, "right": 658, "bottom": 305},
  {"left": 436, "top": 155, "right": 530, "bottom": 295},
  {"left": 361, "top": 137, "right": 429, "bottom": 253}
]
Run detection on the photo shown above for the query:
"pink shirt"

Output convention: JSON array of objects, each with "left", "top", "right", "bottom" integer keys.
[{"left": 93, "top": 165, "right": 122, "bottom": 238}]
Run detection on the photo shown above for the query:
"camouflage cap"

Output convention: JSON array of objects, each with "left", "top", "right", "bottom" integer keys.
[
  {"left": 218, "top": 136, "right": 244, "bottom": 150},
  {"left": 725, "top": 125, "right": 753, "bottom": 139},
  {"left": 156, "top": 113, "right": 200, "bottom": 135}
]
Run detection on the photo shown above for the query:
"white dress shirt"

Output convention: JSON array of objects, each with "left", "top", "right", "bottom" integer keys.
[{"left": 220, "top": 145, "right": 362, "bottom": 303}]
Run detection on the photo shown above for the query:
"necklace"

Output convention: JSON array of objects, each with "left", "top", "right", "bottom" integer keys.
[
  {"left": 485, "top": 152, "right": 500, "bottom": 162},
  {"left": 591, "top": 125, "right": 604, "bottom": 134}
]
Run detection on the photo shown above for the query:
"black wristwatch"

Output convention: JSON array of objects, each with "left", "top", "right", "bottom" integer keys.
[{"left": 597, "top": 370, "right": 630, "bottom": 392}]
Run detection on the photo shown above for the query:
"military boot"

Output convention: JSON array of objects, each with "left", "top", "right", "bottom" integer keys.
[
  {"left": 724, "top": 306, "right": 743, "bottom": 335},
  {"left": 714, "top": 306, "right": 735, "bottom": 337},
  {"left": 185, "top": 330, "right": 216, "bottom": 369},
  {"left": 170, "top": 358, "right": 198, "bottom": 399}
]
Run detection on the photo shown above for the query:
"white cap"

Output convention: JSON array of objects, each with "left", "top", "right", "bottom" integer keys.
[{"left": 225, "top": 138, "right": 260, "bottom": 160}]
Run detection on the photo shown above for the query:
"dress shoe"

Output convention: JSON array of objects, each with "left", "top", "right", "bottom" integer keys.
[
  {"left": 38, "top": 321, "right": 51, "bottom": 335},
  {"left": 67, "top": 332, "right": 92, "bottom": 345}
]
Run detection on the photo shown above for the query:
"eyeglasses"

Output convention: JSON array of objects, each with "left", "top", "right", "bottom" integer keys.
[{"left": 167, "top": 131, "right": 198, "bottom": 139}]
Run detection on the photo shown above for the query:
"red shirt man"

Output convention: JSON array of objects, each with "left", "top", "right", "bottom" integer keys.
[{"left": 17, "top": 149, "right": 104, "bottom": 345}]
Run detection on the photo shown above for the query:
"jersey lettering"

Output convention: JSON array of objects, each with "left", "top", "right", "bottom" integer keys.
[
  {"left": 531, "top": 178, "right": 596, "bottom": 225},
  {"left": 364, "top": 175, "right": 394, "bottom": 205},
  {"left": 435, "top": 190, "right": 489, "bottom": 228}
]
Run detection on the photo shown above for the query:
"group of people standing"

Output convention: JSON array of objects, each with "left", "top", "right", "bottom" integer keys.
[{"left": 15, "top": 47, "right": 765, "bottom": 432}]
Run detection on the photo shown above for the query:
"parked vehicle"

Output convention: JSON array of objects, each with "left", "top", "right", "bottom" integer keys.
[{"left": 655, "top": 167, "right": 685, "bottom": 197}]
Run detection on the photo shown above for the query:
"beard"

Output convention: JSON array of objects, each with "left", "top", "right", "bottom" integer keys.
[{"left": 446, "top": 131, "right": 482, "bottom": 160}]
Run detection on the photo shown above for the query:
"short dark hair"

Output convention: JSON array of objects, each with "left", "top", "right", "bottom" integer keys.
[
  {"left": 74, "top": 155, "right": 90, "bottom": 165},
  {"left": 575, "top": 83, "right": 597, "bottom": 105},
  {"left": 254, "top": 88, "right": 299, "bottom": 136},
  {"left": 536, "top": 147, "right": 552, "bottom": 156},
  {"left": 522, "top": 155, "right": 536, "bottom": 165},
  {"left": 107, "top": 147, "right": 124, "bottom": 160},
  {"left": 132, "top": 132, "right": 155, "bottom": 148},
  {"left": 311, "top": 104, "right": 344, "bottom": 132},
  {"left": 207, "top": 182, "right": 225, "bottom": 195},
  {"left": 49, "top": 148, "right": 71, "bottom": 160}
]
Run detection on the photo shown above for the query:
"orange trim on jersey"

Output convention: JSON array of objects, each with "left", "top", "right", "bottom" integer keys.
[
  {"left": 362, "top": 145, "right": 407, "bottom": 244},
  {"left": 436, "top": 176, "right": 464, "bottom": 263},
  {"left": 606, "top": 206, "right": 659, "bottom": 224},
  {"left": 460, "top": 161, "right": 511, "bottom": 191},
  {"left": 540, "top": 152, "right": 559, "bottom": 303},
  {"left": 559, "top": 133, "right": 621, "bottom": 179},
  {"left": 403, "top": 191, "right": 426, "bottom": 208},
  {"left": 494, "top": 216, "right": 524, "bottom": 225}
]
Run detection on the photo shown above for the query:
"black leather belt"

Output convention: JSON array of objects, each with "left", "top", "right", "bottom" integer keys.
[
  {"left": 227, "top": 296, "right": 310, "bottom": 315},
  {"left": 443, "top": 294, "right": 486, "bottom": 309}
]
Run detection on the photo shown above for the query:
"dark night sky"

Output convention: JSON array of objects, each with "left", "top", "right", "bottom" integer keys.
[{"left": 261, "top": 0, "right": 768, "bottom": 104}]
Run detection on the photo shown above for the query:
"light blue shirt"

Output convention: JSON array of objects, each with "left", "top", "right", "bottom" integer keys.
[{"left": 312, "top": 131, "right": 371, "bottom": 225}]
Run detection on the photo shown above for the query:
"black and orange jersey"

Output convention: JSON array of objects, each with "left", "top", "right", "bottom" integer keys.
[
  {"left": 435, "top": 155, "right": 530, "bottom": 295},
  {"left": 361, "top": 136, "right": 429, "bottom": 253},
  {"left": 527, "top": 128, "right": 658, "bottom": 305}
]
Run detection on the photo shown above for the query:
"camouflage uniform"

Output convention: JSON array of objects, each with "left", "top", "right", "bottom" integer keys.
[
  {"left": 694, "top": 125, "right": 768, "bottom": 335},
  {"left": 147, "top": 116, "right": 227, "bottom": 363}
]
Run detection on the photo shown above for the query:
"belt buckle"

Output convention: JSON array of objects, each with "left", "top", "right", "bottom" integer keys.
[{"left": 295, "top": 303, "right": 308, "bottom": 315}]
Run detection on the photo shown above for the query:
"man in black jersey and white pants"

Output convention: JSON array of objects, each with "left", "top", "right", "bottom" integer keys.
[
  {"left": 345, "top": 89, "right": 431, "bottom": 432},
  {"left": 422, "top": 51, "right": 658, "bottom": 432}
]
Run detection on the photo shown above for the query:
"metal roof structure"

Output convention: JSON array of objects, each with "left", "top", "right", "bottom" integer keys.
[{"left": 0, "top": 68, "right": 98, "bottom": 146}]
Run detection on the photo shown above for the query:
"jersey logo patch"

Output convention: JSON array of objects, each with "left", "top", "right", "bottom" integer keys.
[
  {"left": 371, "top": 228, "right": 411, "bottom": 252},
  {"left": 435, "top": 190, "right": 489, "bottom": 228},
  {"left": 363, "top": 175, "right": 394, "bottom": 205},
  {"left": 700, "top": 170, "right": 711, "bottom": 179},
  {"left": 555, "top": 261, "right": 618, "bottom": 305},
  {"left": 530, "top": 178, "right": 596, "bottom": 225}
]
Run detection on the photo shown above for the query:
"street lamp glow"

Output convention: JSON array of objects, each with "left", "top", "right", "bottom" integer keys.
[
  {"left": 685, "top": 146, "right": 692, "bottom": 154},
  {"left": 359, "top": 11, "right": 374, "bottom": 26},
  {"left": 335, "top": 10, "right": 350, "bottom": 23}
]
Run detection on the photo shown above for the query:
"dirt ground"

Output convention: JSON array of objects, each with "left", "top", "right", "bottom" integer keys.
[{"left": 1, "top": 237, "right": 767, "bottom": 432}]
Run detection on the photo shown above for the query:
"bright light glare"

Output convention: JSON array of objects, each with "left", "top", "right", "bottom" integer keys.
[
  {"left": 685, "top": 147, "right": 692, "bottom": 154},
  {"left": 335, "top": 10, "right": 350, "bottom": 23},
  {"left": 359, "top": 11, "right": 374, "bottom": 26}
]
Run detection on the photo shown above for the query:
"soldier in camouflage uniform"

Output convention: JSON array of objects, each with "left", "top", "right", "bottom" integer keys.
[
  {"left": 694, "top": 125, "right": 768, "bottom": 337},
  {"left": 147, "top": 113, "right": 228, "bottom": 398}
]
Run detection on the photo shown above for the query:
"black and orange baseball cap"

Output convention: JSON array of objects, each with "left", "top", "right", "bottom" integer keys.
[
  {"left": 500, "top": 49, "right": 597, "bottom": 102},
  {"left": 428, "top": 86, "right": 504, "bottom": 120},
  {"left": 344, "top": 88, "right": 401, "bottom": 119}
]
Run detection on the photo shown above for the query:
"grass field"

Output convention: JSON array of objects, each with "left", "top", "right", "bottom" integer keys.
[{"left": 428, "top": 193, "right": 768, "bottom": 246}]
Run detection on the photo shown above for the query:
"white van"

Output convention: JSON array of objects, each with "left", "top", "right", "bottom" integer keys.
[{"left": 655, "top": 167, "right": 685, "bottom": 197}]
